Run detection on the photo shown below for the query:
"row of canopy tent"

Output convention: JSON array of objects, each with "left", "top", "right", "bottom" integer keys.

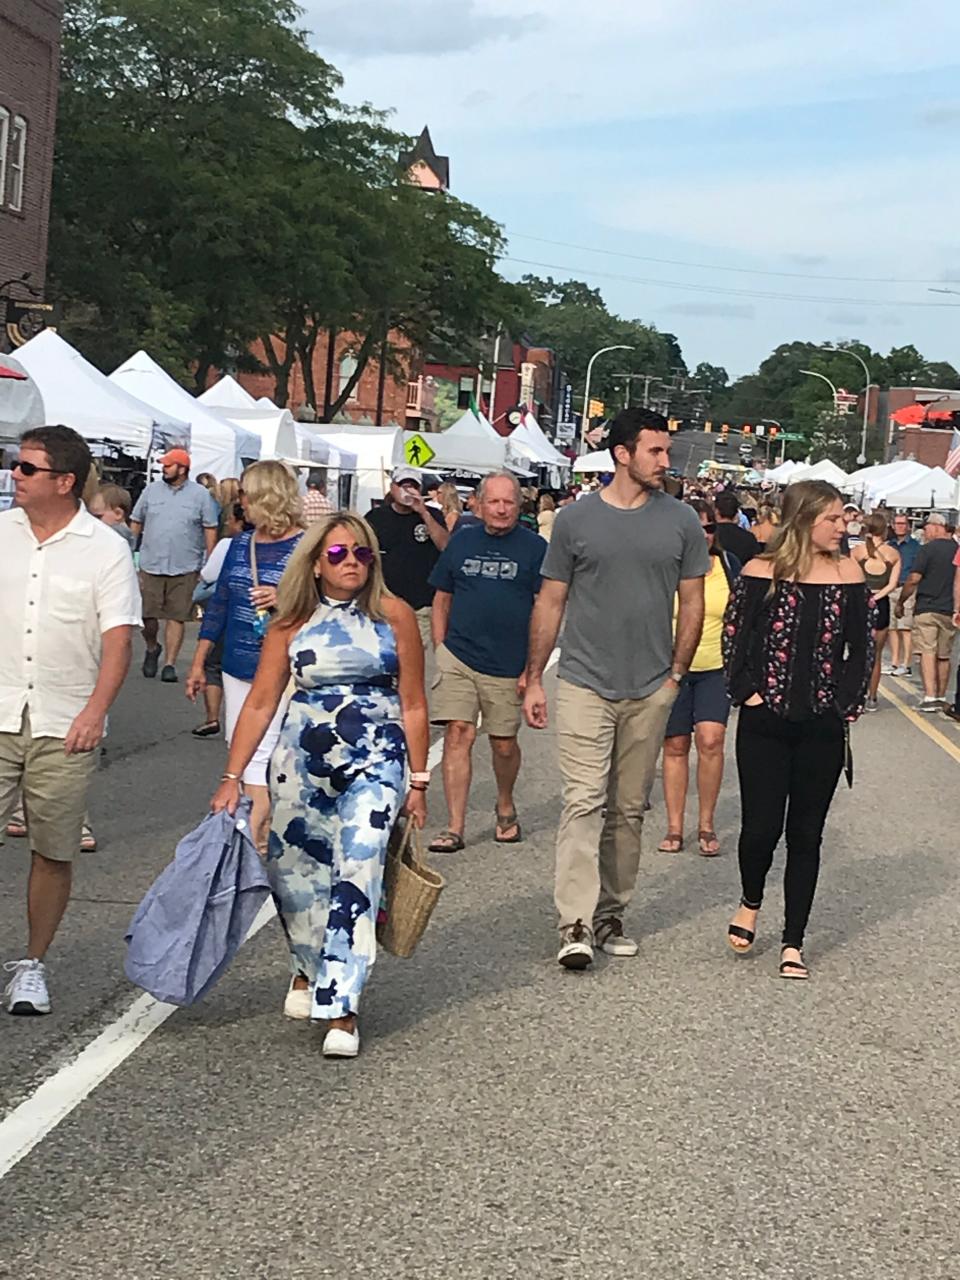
[
  {"left": 3, "top": 331, "right": 570, "bottom": 507},
  {"left": 765, "top": 457, "right": 960, "bottom": 509}
]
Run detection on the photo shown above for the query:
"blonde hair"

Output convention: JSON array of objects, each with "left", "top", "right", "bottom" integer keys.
[
  {"left": 762, "top": 480, "right": 842, "bottom": 588},
  {"left": 438, "top": 482, "right": 462, "bottom": 518},
  {"left": 241, "top": 460, "right": 302, "bottom": 538},
  {"left": 274, "top": 511, "right": 391, "bottom": 628},
  {"left": 219, "top": 477, "right": 240, "bottom": 508},
  {"left": 539, "top": 493, "right": 556, "bottom": 513},
  {"left": 196, "top": 472, "right": 221, "bottom": 503}
]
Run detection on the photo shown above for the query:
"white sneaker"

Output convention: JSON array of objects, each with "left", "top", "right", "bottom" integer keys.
[
  {"left": 892, "top": 665, "right": 911, "bottom": 677},
  {"left": 283, "top": 979, "right": 312, "bottom": 1020},
  {"left": 3, "top": 959, "right": 51, "bottom": 1015},
  {"left": 919, "top": 696, "right": 943, "bottom": 713},
  {"left": 864, "top": 696, "right": 879, "bottom": 713},
  {"left": 557, "top": 920, "right": 594, "bottom": 970},
  {"left": 880, "top": 663, "right": 895, "bottom": 676},
  {"left": 594, "top": 917, "right": 640, "bottom": 956},
  {"left": 322, "top": 1026, "right": 360, "bottom": 1058}
]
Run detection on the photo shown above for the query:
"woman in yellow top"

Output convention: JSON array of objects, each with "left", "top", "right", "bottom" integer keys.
[{"left": 658, "top": 498, "right": 740, "bottom": 857}]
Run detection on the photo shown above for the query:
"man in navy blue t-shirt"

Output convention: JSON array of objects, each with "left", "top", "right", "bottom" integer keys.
[{"left": 427, "top": 472, "right": 546, "bottom": 853}]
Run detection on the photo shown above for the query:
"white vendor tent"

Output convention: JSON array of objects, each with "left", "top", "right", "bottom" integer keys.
[
  {"left": 573, "top": 449, "right": 614, "bottom": 474},
  {"left": 310, "top": 425, "right": 403, "bottom": 514},
  {"left": 764, "top": 459, "right": 801, "bottom": 483},
  {"left": 198, "top": 375, "right": 258, "bottom": 412},
  {"left": 513, "top": 412, "right": 568, "bottom": 467},
  {"left": 877, "top": 466, "right": 957, "bottom": 510},
  {"left": 16, "top": 330, "right": 188, "bottom": 457},
  {"left": 111, "top": 351, "right": 259, "bottom": 480},
  {"left": 0, "top": 352, "right": 45, "bottom": 446},
  {"left": 787, "top": 459, "right": 849, "bottom": 486},
  {"left": 444, "top": 407, "right": 502, "bottom": 444},
  {"left": 404, "top": 428, "right": 505, "bottom": 475},
  {"left": 846, "top": 460, "right": 929, "bottom": 501},
  {"left": 217, "top": 406, "right": 300, "bottom": 462}
]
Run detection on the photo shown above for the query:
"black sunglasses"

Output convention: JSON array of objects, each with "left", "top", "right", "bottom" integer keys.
[{"left": 13, "top": 460, "right": 70, "bottom": 477}]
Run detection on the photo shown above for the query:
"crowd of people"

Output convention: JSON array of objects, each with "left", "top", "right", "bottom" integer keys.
[{"left": 2, "top": 413, "right": 958, "bottom": 1046}]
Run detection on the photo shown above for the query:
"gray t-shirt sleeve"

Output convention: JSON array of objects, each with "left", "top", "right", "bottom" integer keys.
[
  {"left": 541, "top": 507, "right": 575, "bottom": 583},
  {"left": 131, "top": 490, "right": 148, "bottom": 524},
  {"left": 679, "top": 507, "right": 712, "bottom": 579}
]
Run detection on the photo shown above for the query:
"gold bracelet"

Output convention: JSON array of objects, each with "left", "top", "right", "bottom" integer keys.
[{"left": 221, "top": 773, "right": 242, "bottom": 782}]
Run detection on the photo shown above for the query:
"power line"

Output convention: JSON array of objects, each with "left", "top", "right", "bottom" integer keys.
[
  {"left": 506, "top": 231, "right": 948, "bottom": 287},
  {"left": 500, "top": 255, "right": 960, "bottom": 310}
]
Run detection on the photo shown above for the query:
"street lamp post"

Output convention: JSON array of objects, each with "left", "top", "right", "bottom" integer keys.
[
  {"left": 580, "top": 345, "right": 634, "bottom": 449},
  {"left": 824, "top": 346, "right": 872, "bottom": 466},
  {"left": 758, "top": 418, "right": 782, "bottom": 466}
]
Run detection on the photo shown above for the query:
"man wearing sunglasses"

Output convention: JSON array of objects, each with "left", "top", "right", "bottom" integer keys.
[
  {"left": 0, "top": 426, "right": 141, "bottom": 1014},
  {"left": 365, "top": 465, "right": 449, "bottom": 648}
]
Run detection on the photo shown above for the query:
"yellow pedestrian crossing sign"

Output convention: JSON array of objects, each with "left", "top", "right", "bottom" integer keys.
[{"left": 404, "top": 433, "right": 435, "bottom": 468}]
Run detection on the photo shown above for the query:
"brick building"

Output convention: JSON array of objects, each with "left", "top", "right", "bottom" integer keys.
[{"left": 0, "top": 0, "right": 62, "bottom": 351}]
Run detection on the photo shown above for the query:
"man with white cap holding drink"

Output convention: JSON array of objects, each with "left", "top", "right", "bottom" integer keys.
[
  {"left": 366, "top": 465, "right": 450, "bottom": 648},
  {"left": 130, "top": 448, "right": 220, "bottom": 682}
]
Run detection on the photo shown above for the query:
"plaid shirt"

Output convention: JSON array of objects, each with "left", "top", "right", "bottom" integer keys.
[{"left": 301, "top": 489, "right": 333, "bottom": 526}]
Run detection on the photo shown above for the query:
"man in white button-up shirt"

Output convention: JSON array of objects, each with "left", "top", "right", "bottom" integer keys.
[{"left": 0, "top": 426, "right": 141, "bottom": 1015}]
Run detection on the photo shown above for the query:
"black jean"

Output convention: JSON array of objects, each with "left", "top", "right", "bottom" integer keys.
[{"left": 735, "top": 702, "right": 845, "bottom": 948}]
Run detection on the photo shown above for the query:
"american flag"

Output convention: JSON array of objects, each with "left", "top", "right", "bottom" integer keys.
[{"left": 946, "top": 428, "right": 960, "bottom": 478}]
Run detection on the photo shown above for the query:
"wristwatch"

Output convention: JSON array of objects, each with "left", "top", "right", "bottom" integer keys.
[
  {"left": 670, "top": 669, "right": 685, "bottom": 683},
  {"left": 409, "top": 771, "right": 431, "bottom": 785}
]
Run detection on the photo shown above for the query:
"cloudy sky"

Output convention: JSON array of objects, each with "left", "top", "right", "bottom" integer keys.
[{"left": 303, "top": 0, "right": 960, "bottom": 378}]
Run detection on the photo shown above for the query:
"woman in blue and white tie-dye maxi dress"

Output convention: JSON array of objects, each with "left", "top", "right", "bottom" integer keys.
[{"left": 210, "top": 512, "right": 430, "bottom": 1058}]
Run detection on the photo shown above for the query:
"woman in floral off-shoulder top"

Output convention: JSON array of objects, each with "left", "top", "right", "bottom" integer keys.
[{"left": 722, "top": 480, "right": 874, "bottom": 980}]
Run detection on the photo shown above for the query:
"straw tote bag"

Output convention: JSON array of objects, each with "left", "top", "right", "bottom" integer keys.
[{"left": 377, "top": 818, "right": 445, "bottom": 958}]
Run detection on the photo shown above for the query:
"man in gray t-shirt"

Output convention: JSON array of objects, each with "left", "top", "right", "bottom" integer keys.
[
  {"left": 524, "top": 409, "right": 709, "bottom": 970},
  {"left": 130, "top": 448, "right": 220, "bottom": 683}
]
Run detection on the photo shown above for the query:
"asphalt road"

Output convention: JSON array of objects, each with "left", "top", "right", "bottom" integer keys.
[{"left": 2, "top": 637, "right": 960, "bottom": 1279}]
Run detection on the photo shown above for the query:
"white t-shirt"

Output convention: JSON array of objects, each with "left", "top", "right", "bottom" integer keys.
[
  {"left": 0, "top": 505, "right": 142, "bottom": 739},
  {"left": 200, "top": 537, "right": 232, "bottom": 585}
]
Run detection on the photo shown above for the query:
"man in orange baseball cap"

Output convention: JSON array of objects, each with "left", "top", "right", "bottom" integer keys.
[{"left": 129, "top": 447, "right": 221, "bottom": 681}]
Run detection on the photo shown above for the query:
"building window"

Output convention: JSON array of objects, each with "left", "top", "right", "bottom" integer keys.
[
  {"left": 9, "top": 117, "right": 27, "bottom": 212},
  {"left": 457, "top": 374, "right": 474, "bottom": 409},
  {"left": 0, "top": 109, "right": 8, "bottom": 207},
  {"left": 338, "top": 354, "right": 358, "bottom": 402}
]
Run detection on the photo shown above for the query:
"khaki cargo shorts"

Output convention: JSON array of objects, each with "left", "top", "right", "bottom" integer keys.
[
  {"left": 0, "top": 710, "right": 98, "bottom": 862},
  {"left": 913, "top": 611, "right": 957, "bottom": 659},
  {"left": 431, "top": 644, "right": 522, "bottom": 738},
  {"left": 139, "top": 570, "right": 199, "bottom": 623},
  {"left": 889, "top": 587, "right": 914, "bottom": 632}
]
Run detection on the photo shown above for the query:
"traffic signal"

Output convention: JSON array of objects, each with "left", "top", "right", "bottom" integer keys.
[
  {"left": 742, "top": 424, "right": 752, "bottom": 436},
  {"left": 720, "top": 423, "right": 729, "bottom": 442},
  {"left": 668, "top": 418, "right": 679, "bottom": 433},
  {"left": 704, "top": 420, "right": 713, "bottom": 434},
  {"left": 768, "top": 425, "right": 779, "bottom": 439}
]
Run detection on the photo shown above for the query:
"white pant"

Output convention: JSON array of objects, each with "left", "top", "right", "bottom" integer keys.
[{"left": 222, "top": 672, "right": 288, "bottom": 786}]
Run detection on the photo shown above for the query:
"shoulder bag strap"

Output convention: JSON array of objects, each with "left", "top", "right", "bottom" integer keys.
[{"left": 248, "top": 532, "right": 260, "bottom": 590}]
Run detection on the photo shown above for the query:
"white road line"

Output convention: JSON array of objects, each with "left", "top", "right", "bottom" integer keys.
[{"left": 0, "top": 647, "right": 560, "bottom": 1179}]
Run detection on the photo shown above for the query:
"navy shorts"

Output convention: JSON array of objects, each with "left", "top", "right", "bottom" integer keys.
[{"left": 665, "top": 669, "right": 730, "bottom": 738}]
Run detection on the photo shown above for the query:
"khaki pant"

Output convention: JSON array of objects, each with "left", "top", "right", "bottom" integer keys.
[{"left": 555, "top": 678, "right": 677, "bottom": 930}]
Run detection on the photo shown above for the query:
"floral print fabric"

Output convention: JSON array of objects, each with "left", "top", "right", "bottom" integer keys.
[{"left": 723, "top": 576, "right": 874, "bottom": 720}]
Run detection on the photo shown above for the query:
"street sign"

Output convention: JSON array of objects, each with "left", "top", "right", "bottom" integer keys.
[{"left": 404, "top": 433, "right": 435, "bottom": 467}]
